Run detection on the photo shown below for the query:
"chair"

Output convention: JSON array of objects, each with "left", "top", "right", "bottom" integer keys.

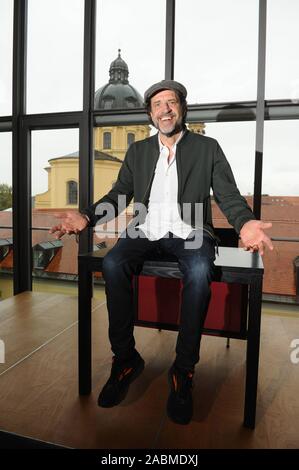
[
  {"left": 78, "top": 226, "right": 264, "bottom": 428},
  {"left": 133, "top": 228, "right": 248, "bottom": 345}
]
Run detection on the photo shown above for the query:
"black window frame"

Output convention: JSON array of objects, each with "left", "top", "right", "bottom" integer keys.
[{"left": 1, "top": 0, "right": 299, "bottom": 295}]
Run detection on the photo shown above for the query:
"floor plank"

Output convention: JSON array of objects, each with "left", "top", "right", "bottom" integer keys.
[
  {"left": 0, "top": 293, "right": 299, "bottom": 449},
  {"left": 0, "top": 292, "right": 78, "bottom": 374}
]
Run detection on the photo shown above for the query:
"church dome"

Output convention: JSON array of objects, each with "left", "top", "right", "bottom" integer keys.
[{"left": 94, "top": 50, "right": 144, "bottom": 110}]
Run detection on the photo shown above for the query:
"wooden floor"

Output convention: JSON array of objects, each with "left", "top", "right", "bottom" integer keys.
[{"left": 0, "top": 292, "right": 299, "bottom": 449}]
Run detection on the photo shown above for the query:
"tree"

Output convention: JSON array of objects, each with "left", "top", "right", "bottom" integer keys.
[{"left": 0, "top": 184, "right": 12, "bottom": 211}]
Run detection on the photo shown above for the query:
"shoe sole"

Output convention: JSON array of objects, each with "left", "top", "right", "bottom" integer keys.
[
  {"left": 166, "top": 405, "right": 192, "bottom": 425},
  {"left": 98, "top": 359, "right": 145, "bottom": 408}
]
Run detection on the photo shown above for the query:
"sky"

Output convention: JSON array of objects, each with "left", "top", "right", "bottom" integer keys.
[{"left": 0, "top": 0, "right": 299, "bottom": 197}]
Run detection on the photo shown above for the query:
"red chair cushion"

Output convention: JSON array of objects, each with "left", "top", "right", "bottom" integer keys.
[{"left": 137, "top": 275, "right": 247, "bottom": 334}]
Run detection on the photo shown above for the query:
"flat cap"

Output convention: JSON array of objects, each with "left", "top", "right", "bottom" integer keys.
[{"left": 144, "top": 80, "right": 187, "bottom": 103}]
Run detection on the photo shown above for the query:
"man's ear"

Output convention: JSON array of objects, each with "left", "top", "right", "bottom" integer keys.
[{"left": 147, "top": 110, "right": 154, "bottom": 126}]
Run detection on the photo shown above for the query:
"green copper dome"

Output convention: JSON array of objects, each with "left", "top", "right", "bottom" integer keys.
[{"left": 94, "top": 50, "right": 143, "bottom": 110}]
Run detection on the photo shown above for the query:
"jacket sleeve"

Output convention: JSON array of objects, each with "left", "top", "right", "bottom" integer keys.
[
  {"left": 81, "top": 146, "right": 134, "bottom": 227},
  {"left": 211, "top": 141, "right": 255, "bottom": 234}
]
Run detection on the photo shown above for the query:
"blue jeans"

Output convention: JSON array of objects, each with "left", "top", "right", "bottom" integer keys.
[{"left": 102, "top": 230, "right": 216, "bottom": 372}]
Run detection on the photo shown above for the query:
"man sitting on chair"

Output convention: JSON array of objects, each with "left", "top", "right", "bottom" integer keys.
[{"left": 50, "top": 80, "right": 273, "bottom": 425}]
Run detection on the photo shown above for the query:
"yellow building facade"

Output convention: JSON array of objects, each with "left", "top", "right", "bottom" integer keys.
[{"left": 34, "top": 124, "right": 150, "bottom": 209}]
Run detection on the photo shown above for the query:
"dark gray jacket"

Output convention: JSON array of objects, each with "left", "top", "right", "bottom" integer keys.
[{"left": 82, "top": 129, "right": 255, "bottom": 238}]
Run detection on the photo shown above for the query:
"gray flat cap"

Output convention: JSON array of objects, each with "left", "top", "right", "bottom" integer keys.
[{"left": 144, "top": 80, "right": 187, "bottom": 103}]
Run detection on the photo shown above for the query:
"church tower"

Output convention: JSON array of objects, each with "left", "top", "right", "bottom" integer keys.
[{"left": 94, "top": 49, "right": 150, "bottom": 161}]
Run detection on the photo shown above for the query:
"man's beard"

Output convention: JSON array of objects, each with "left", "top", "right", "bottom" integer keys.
[{"left": 155, "top": 117, "right": 184, "bottom": 137}]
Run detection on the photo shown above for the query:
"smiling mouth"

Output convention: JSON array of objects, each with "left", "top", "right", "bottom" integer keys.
[{"left": 160, "top": 116, "right": 174, "bottom": 122}]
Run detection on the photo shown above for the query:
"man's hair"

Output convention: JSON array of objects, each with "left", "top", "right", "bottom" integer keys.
[{"left": 145, "top": 90, "right": 187, "bottom": 127}]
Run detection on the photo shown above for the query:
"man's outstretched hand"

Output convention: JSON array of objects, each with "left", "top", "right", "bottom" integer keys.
[
  {"left": 49, "top": 211, "right": 89, "bottom": 239},
  {"left": 240, "top": 220, "right": 274, "bottom": 256}
]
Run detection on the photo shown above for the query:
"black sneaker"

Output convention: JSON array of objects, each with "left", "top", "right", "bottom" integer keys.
[
  {"left": 167, "top": 364, "right": 194, "bottom": 425},
  {"left": 97, "top": 352, "right": 145, "bottom": 408}
]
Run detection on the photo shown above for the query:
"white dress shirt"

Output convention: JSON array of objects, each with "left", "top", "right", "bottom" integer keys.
[{"left": 138, "top": 132, "right": 194, "bottom": 240}]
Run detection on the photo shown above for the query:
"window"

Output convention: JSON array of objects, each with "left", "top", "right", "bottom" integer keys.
[
  {"left": 0, "top": 181, "right": 12, "bottom": 211},
  {"left": 33, "top": 241, "right": 62, "bottom": 270},
  {"left": 266, "top": 0, "right": 299, "bottom": 100},
  {"left": 0, "top": 132, "right": 13, "bottom": 300},
  {"left": 127, "top": 133, "right": 135, "bottom": 147},
  {"left": 6, "top": 0, "right": 299, "bottom": 306},
  {"left": 94, "top": 125, "right": 151, "bottom": 205},
  {"left": 67, "top": 180, "right": 78, "bottom": 205},
  {"left": 263, "top": 121, "right": 299, "bottom": 197},
  {"left": 103, "top": 132, "right": 112, "bottom": 149},
  {"left": 31, "top": 129, "right": 79, "bottom": 294},
  {"left": 202, "top": 121, "right": 255, "bottom": 232},
  {"left": 0, "top": 0, "right": 13, "bottom": 116},
  {"left": 175, "top": 0, "right": 258, "bottom": 104},
  {"left": 31, "top": 129, "right": 79, "bottom": 209},
  {"left": 261, "top": 120, "right": 299, "bottom": 301},
  {"left": 103, "top": 98, "right": 114, "bottom": 109},
  {"left": 27, "top": 0, "right": 84, "bottom": 113},
  {"left": 204, "top": 121, "right": 256, "bottom": 197},
  {"left": 95, "top": 0, "right": 166, "bottom": 110}
]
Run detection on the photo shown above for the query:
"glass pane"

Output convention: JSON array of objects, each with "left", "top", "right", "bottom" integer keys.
[
  {"left": 92, "top": 121, "right": 255, "bottom": 235},
  {"left": 266, "top": 0, "right": 299, "bottom": 100},
  {"left": 0, "top": 132, "right": 13, "bottom": 300},
  {"left": 91, "top": 123, "right": 153, "bottom": 300},
  {"left": 203, "top": 121, "right": 255, "bottom": 229},
  {"left": 262, "top": 120, "right": 299, "bottom": 302},
  {"left": 95, "top": 0, "right": 166, "bottom": 110},
  {"left": 32, "top": 129, "right": 79, "bottom": 295},
  {"left": 93, "top": 123, "right": 151, "bottom": 212},
  {"left": 175, "top": 0, "right": 259, "bottom": 104},
  {"left": 27, "top": 0, "right": 84, "bottom": 113},
  {"left": 0, "top": 0, "right": 13, "bottom": 116}
]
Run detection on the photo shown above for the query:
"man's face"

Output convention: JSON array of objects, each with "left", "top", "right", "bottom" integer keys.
[{"left": 149, "top": 89, "right": 183, "bottom": 137}]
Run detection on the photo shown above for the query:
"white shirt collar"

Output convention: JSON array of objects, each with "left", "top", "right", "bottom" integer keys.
[{"left": 158, "top": 130, "right": 184, "bottom": 152}]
